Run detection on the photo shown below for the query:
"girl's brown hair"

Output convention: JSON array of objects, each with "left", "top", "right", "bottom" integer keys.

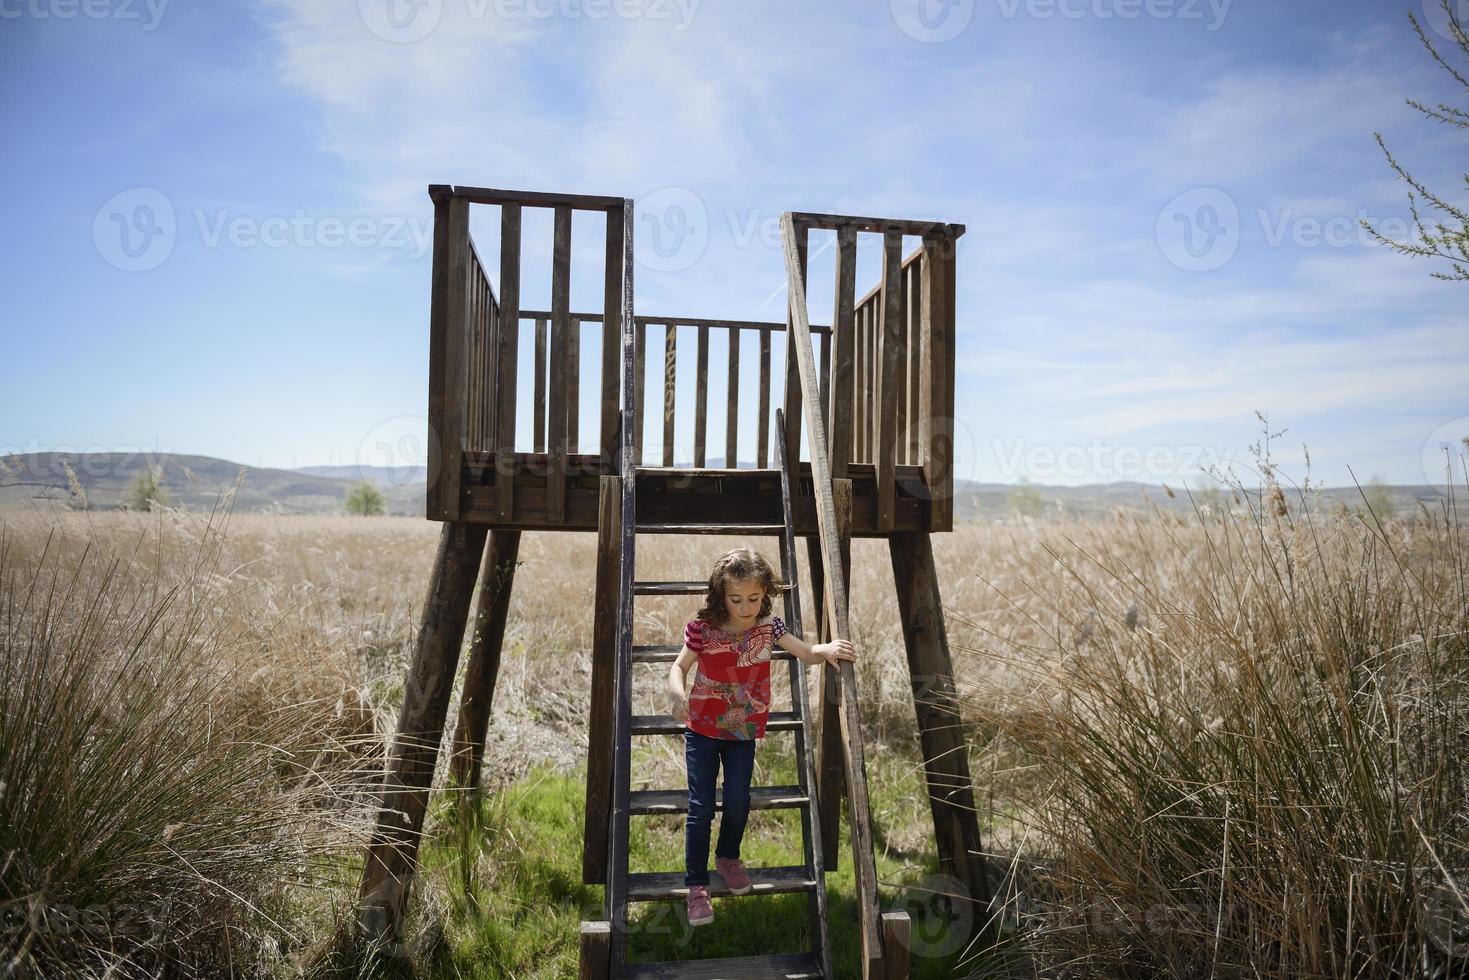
[{"left": 694, "top": 547, "right": 790, "bottom": 627}]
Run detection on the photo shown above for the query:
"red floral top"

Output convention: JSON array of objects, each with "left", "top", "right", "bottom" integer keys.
[{"left": 683, "top": 615, "right": 787, "bottom": 740}]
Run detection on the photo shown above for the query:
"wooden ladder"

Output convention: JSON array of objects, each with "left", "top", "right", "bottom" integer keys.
[{"left": 599, "top": 407, "right": 834, "bottom": 979}]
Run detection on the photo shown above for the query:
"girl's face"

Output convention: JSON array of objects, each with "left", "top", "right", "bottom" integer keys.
[{"left": 722, "top": 577, "right": 765, "bottom": 627}]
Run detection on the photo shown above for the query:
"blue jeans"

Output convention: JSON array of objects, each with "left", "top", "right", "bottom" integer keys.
[{"left": 684, "top": 728, "right": 756, "bottom": 886}]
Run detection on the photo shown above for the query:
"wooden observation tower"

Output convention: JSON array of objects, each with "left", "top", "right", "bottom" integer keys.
[{"left": 356, "top": 184, "right": 993, "bottom": 979}]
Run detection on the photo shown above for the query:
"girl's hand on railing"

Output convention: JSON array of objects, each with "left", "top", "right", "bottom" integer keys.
[{"left": 815, "top": 639, "right": 856, "bottom": 670}]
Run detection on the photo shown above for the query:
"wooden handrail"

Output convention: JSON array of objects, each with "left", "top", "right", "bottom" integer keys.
[{"left": 781, "top": 211, "right": 886, "bottom": 979}]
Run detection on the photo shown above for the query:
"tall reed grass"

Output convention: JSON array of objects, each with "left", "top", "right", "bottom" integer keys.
[
  {"left": 1, "top": 493, "right": 380, "bottom": 978},
  {"left": 953, "top": 435, "right": 1469, "bottom": 978}
]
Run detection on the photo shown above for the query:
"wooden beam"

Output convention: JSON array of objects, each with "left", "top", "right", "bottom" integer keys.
[
  {"left": 449, "top": 528, "right": 521, "bottom": 790},
  {"left": 887, "top": 530, "right": 995, "bottom": 950},
  {"left": 814, "top": 478, "right": 851, "bottom": 871},
  {"left": 881, "top": 911, "right": 911, "bottom": 980},
  {"left": 428, "top": 195, "right": 470, "bottom": 521},
  {"left": 876, "top": 231, "right": 902, "bottom": 533},
  {"left": 549, "top": 205, "right": 572, "bottom": 522},
  {"left": 583, "top": 476, "right": 621, "bottom": 884},
  {"left": 633, "top": 320, "right": 645, "bottom": 465},
  {"left": 920, "top": 232, "right": 955, "bottom": 532},
  {"left": 358, "top": 520, "right": 488, "bottom": 939},
  {"left": 578, "top": 920, "right": 610, "bottom": 980},
  {"left": 786, "top": 211, "right": 965, "bottom": 237},
  {"left": 496, "top": 204, "right": 521, "bottom": 522},
  {"left": 781, "top": 213, "right": 884, "bottom": 979},
  {"left": 444, "top": 185, "right": 625, "bottom": 212}
]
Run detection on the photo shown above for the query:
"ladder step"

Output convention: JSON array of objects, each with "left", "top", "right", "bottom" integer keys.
[
  {"left": 635, "top": 521, "right": 786, "bottom": 535},
  {"left": 626, "top": 951, "right": 823, "bottom": 979},
  {"left": 633, "top": 580, "right": 707, "bottom": 596},
  {"left": 629, "top": 784, "right": 808, "bottom": 815},
  {"left": 626, "top": 865, "right": 818, "bottom": 902},
  {"left": 631, "top": 711, "right": 802, "bottom": 736},
  {"left": 632, "top": 643, "right": 794, "bottom": 664}
]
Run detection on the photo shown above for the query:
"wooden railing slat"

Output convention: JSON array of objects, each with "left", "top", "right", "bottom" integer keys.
[
  {"left": 662, "top": 324, "right": 676, "bottom": 467},
  {"left": 548, "top": 205, "right": 572, "bottom": 522},
  {"left": 601, "top": 207, "right": 625, "bottom": 469},
  {"left": 830, "top": 225, "right": 856, "bottom": 481},
  {"left": 633, "top": 320, "right": 645, "bottom": 466},
  {"left": 757, "top": 328, "right": 770, "bottom": 468},
  {"left": 497, "top": 204, "right": 521, "bottom": 521},
  {"left": 725, "top": 326, "right": 739, "bottom": 467},
  {"left": 534, "top": 316, "right": 547, "bottom": 454},
  {"left": 876, "top": 231, "right": 903, "bottom": 532},
  {"left": 694, "top": 323, "right": 708, "bottom": 467}
]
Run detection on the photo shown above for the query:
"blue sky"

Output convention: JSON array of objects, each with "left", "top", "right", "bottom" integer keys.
[{"left": 3, "top": 0, "right": 1467, "bottom": 490}]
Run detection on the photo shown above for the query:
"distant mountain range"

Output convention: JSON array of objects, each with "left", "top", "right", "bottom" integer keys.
[{"left": 0, "top": 452, "right": 1458, "bottom": 521}]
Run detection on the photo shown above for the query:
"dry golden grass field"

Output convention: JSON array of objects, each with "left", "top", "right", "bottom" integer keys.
[{"left": 3, "top": 458, "right": 1467, "bottom": 979}]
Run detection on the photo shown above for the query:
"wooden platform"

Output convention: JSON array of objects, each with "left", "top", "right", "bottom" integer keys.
[{"left": 453, "top": 455, "right": 938, "bottom": 536}]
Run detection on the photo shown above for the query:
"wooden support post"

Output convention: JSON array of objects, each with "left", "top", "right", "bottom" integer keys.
[
  {"left": 881, "top": 911, "right": 911, "bottom": 980},
  {"left": 887, "top": 530, "right": 994, "bottom": 948},
  {"left": 427, "top": 191, "right": 469, "bottom": 522},
  {"left": 814, "top": 478, "right": 851, "bottom": 870},
  {"left": 920, "top": 232, "right": 956, "bottom": 532},
  {"left": 757, "top": 327, "right": 771, "bottom": 468},
  {"left": 449, "top": 528, "right": 521, "bottom": 791},
  {"left": 583, "top": 475, "right": 621, "bottom": 884},
  {"left": 578, "top": 920, "right": 610, "bottom": 980},
  {"left": 358, "top": 520, "right": 488, "bottom": 942}
]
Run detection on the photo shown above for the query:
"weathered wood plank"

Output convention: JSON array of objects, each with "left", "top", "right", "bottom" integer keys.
[
  {"left": 358, "top": 520, "right": 487, "bottom": 939},
  {"left": 813, "top": 478, "right": 851, "bottom": 870},
  {"left": 758, "top": 327, "right": 771, "bottom": 468},
  {"left": 578, "top": 921, "right": 610, "bottom": 980},
  {"left": 904, "top": 257, "right": 921, "bottom": 466},
  {"left": 780, "top": 213, "right": 884, "bottom": 978},
  {"left": 786, "top": 211, "right": 964, "bottom": 236},
  {"left": 882, "top": 911, "right": 911, "bottom": 980},
  {"left": 662, "top": 324, "right": 676, "bottom": 467},
  {"left": 830, "top": 225, "right": 857, "bottom": 482},
  {"left": 429, "top": 195, "right": 470, "bottom": 521},
  {"left": 568, "top": 316, "right": 581, "bottom": 455},
  {"left": 876, "top": 231, "right": 903, "bottom": 533},
  {"left": 633, "top": 319, "right": 646, "bottom": 465},
  {"left": 694, "top": 323, "right": 708, "bottom": 467},
  {"left": 449, "top": 528, "right": 520, "bottom": 790},
  {"left": 534, "top": 316, "right": 547, "bottom": 453},
  {"left": 726, "top": 326, "right": 739, "bottom": 467},
  {"left": 497, "top": 204, "right": 521, "bottom": 521},
  {"left": 920, "top": 232, "right": 954, "bottom": 533},
  {"left": 445, "top": 184, "right": 624, "bottom": 211},
  {"left": 601, "top": 207, "right": 624, "bottom": 470},
  {"left": 583, "top": 476, "right": 620, "bottom": 884},
  {"left": 549, "top": 205, "right": 572, "bottom": 522}
]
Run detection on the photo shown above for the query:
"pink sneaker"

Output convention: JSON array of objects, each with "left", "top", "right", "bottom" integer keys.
[
  {"left": 715, "top": 856, "right": 752, "bottom": 895},
  {"left": 686, "top": 884, "right": 713, "bottom": 926}
]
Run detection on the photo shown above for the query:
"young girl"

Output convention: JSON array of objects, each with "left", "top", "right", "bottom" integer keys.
[{"left": 666, "top": 547, "right": 857, "bottom": 927}]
